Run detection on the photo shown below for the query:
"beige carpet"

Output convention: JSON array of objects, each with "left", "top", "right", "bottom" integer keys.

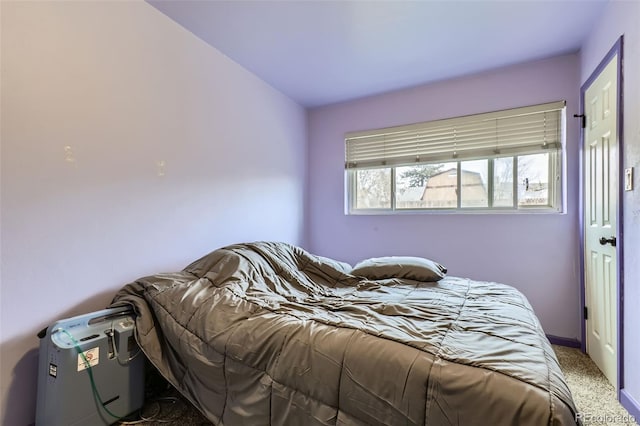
[
  {"left": 120, "top": 345, "right": 637, "bottom": 425},
  {"left": 553, "top": 345, "right": 637, "bottom": 425}
]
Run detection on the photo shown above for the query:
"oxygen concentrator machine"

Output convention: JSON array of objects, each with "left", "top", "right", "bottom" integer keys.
[{"left": 35, "top": 306, "right": 145, "bottom": 425}]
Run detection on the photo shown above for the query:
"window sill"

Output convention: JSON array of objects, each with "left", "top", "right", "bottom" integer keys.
[{"left": 346, "top": 207, "right": 564, "bottom": 216}]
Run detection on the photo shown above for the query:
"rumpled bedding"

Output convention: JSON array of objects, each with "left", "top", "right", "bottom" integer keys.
[{"left": 111, "top": 241, "right": 578, "bottom": 425}]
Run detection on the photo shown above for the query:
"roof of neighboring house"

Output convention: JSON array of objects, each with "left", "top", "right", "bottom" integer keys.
[{"left": 428, "top": 168, "right": 481, "bottom": 179}]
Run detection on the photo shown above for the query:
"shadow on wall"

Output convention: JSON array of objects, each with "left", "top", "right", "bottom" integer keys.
[
  {"left": 2, "top": 290, "right": 119, "bottom": 426},
  {"left": 4, "top": 344, "right": 39, "bottom": 426}
]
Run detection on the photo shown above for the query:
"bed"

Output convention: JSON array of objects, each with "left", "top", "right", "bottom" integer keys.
[{"left": 111, "top": 241, "right": 579, "bottom": 425}]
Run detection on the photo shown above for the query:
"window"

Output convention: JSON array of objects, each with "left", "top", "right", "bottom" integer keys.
[{"left": 346, "top": 101, "right": 565, "bottom": 213}]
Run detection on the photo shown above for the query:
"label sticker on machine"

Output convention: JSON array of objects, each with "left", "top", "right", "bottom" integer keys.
[
  {"left": 119, "top": 319, "right": 134, "bottom": 330},
  {"left": 77, "top": 347, "right": 99, "bottom": 371}
]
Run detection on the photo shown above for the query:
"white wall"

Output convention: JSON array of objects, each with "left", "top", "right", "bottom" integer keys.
[
  {"left": 579, "top": 0, "right": 640, "bottom": 415},
  {"left": 0, "top": 1, "right": 306, "bottom": 424}
]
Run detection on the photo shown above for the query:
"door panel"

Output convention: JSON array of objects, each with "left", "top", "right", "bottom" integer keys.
[
  {"left": 603, "top": 254, "right": 615, "bottom": 354},
  {"left": 584, "top": 54, "right": 618, "bottom": 389}
]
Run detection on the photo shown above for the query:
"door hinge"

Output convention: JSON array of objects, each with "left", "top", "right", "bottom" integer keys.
[
  {"left": 574, "top": 114, "right": 586, "bottom": 128},
  {"left": 584, "top": 306, "right": 588, "bottom": 320}
]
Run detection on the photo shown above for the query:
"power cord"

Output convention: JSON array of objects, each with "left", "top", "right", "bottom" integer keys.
[{"left": 117, "top": 397, "right": 179, "bottom": 424}]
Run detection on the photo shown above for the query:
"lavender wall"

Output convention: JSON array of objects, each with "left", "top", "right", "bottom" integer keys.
[
  {"left": 308, "top": 54, "right": 581, "bottom": 340},
  {"left": 0, "top": 1, "right": 306, "bottom": 424},
  {"left": 580, "top": 0, "right": 640, "bottom": 412}
]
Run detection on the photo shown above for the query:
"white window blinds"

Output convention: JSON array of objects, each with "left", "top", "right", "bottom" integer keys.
[{"left": 345, "top": 101, "right": 565, "bottom": 169}]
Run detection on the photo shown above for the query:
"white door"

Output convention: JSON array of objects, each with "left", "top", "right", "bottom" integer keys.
[{"left": 584, "top": 54, "right": 619, "bottom": 389}]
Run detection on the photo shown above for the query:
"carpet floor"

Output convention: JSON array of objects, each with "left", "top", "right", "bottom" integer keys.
[
  {"left": 120, "top": 345, "right": 637, "bottom": 425},
  {"left": 553, "top": 345, "right": 637, "bottom": 425}
]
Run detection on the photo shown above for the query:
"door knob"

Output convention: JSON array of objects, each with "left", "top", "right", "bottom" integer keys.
[{"left": 599, "top": 236, "right": 617, "bottom": 247}]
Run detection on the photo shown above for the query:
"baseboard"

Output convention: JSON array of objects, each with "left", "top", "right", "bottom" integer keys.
[
  {"left": 546, "top": 334, "right": 581, "bottom": 348},
  {"left": 620, "top": 389, "right": 640, "bottom": 421}
]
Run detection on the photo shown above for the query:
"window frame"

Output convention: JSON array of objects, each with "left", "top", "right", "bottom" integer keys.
[{"left": 346, "top": 150, "right": 562, "bottom": 215}]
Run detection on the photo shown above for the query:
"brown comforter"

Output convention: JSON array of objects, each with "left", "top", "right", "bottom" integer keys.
[{"left": 111, "top": 242, "right": 578, "bottom": 425}]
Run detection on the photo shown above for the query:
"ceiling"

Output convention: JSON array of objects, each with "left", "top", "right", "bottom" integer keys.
[{"left": 147, "top": 0, "right": 609, "bottom": 108}]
